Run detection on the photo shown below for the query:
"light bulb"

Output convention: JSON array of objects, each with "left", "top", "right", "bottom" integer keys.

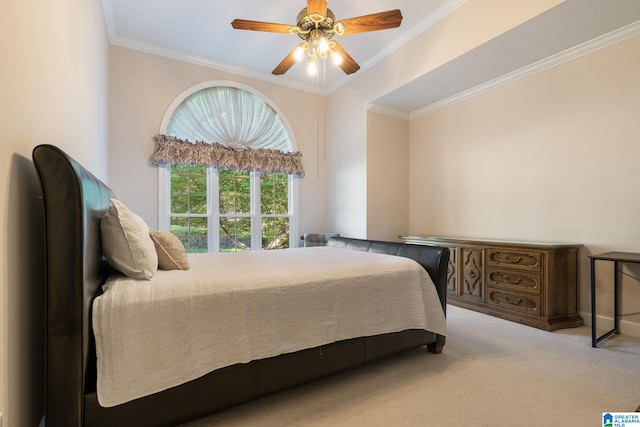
[
  {"left": 293, "top": 46, "right": 305, "bottom": 62},
  {"left": 331, "top": 51, "right": 343, "bottom": 66},
  {"left": 319, "top": 37, "right": 329, "bottom": 55},
  {"left": 307, "top": 58, "right": 317, "bottom": 75}
]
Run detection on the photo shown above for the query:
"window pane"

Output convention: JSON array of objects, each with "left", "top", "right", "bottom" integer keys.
[
  {"left": 261, "top": 173, "right": 288, "bottom": 215},
  {"left": 219, "top": 217, "right": 251, "bottom": 252},
  {"left": 170, "top": 217, "right": 208, "bottom": 253},
  {"left": 219, "top": 170, "right": 250, "bottom": 214},
  {"left": 262, "top": 217, "right": 290, "bottom": 250},
  {"left": 171, "top": 165, "right": 207, "bottom": 214}
]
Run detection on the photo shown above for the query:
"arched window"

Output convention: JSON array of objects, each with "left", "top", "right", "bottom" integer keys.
[
  {"left": 166, "top": 85, "right": 293, "bottom": 152},
  {"left": 154, "top": 81, "right": 302, "bottom": 252}
]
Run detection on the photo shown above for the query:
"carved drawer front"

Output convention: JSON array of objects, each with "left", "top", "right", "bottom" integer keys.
[
  {"left": 486, "top": 248, "right": 542, "bottom": 272},
  {"left": 446, "top": 246, "right": 458, "bottom": 296},
  {"left": 487, "top": 287, "right": 541, "bottom": 316},
  {"left": 486, "top": 268, "right": 541, "bottom": 295},
  {"left": 460, "top": 247, "right": 484, "bottom": 302}
]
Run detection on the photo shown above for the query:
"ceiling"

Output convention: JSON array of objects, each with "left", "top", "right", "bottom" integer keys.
[
  {"left": 102, "top": 0, "right": 640, "bottom": 117},
  {"left": 102, "top": 1, "right": 463, "bottom": 90},
  {"left": 373, "top": 0, "right": 640, "bottom": 117}
]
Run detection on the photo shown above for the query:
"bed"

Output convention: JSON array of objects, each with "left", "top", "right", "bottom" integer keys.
[{"left": 32, "top": 144, "right": 450, "bottom": 427}]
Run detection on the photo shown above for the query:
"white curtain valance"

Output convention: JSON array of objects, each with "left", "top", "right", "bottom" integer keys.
[
  {"left": 166, "top": 86, "right": 293, "bottom": 153},
  {"left": 151, "top": 135, "right": 305, "bottom": 177}
]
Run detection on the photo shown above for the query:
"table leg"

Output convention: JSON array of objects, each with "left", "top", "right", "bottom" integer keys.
[
  {"left": 591, "top": 258, "right": 597, "bottom": 347},
  {"left": 614, "top": 260, "right": 620, "bottom": 333},
  {"left": 592, "top": 259, "right": 622, "bottom": 347}
]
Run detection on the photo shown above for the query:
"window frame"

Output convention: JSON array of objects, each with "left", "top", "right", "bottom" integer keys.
[{"left": 157, "top": 81, "right": 300, "bottom": 251}]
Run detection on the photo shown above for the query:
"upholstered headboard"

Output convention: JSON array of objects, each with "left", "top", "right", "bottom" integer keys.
[{"left": 33, "top": 144, "right": 115, "bottom": 425}]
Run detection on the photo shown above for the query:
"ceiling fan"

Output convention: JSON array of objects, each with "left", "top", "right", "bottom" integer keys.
[{"left": 231, "top": 0, "right": 402, "bottom": 76}]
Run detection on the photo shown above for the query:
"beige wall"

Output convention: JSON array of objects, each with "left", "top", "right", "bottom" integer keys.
[
  {"left": 367, "top": 112, "right": 410, "bottom": 242},
  {"left": 108, "top": 46, "right": 327, "bottom": 238},
  {"left": 326, "top": 0, "right": 563, "bottom": 238},
  {"left": 0, "top": 0, "right": 109, "bottom": 425},
  {"left": 409, "top": 34, "right": 640, "bottom": 336}
]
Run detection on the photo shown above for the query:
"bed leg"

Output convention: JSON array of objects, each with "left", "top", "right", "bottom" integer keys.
[{"left": 427, "top": 334, "right": 446, "bottom": 354}]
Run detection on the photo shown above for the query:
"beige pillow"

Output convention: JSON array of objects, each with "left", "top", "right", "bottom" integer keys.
[
  {"left": 149, "top": 230, "right": 190, "bottom": 270},
  {"left": 100, "top": 198, "right": 158, "bottom": 280}
]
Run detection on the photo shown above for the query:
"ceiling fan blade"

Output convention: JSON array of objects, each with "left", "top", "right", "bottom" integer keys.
[
  {"left": 307, "top": 0, "right": 328, "bottom": 18},
  {"left": 231, "top": 19, "right": 295, "bottom": 34},
  {"left": 331, "top": 42, "right": 360, "bottom": 75},
  {"left": 272, "top": 44, "right": 303, "bottom": 75},
  {"left": 338, "top": 9, "right": 403, "bottom": 35}
]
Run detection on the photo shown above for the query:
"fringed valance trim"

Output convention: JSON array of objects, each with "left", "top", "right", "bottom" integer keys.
[{"left": 151, "top": 135, "right": 305, "bottom": 177}]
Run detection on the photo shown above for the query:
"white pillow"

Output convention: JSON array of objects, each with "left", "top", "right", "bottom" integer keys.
[{"left": 101, "top": 198, "right": 158, "bottom": 280}]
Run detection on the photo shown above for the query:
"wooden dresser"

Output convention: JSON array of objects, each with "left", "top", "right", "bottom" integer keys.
[{"left": 402, "top": 236, "right": 583, "bottom": 331}]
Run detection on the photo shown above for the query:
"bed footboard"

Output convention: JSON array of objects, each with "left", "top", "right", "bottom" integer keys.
[
  {"left": 327, "top": 237, "right": 449, "bottom": 353},
  {"left": 326, "top": 237, "right": 449, "bottom": 313}
]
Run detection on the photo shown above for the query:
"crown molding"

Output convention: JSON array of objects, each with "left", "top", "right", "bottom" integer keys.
[
  {"left": 409, "top": 20, "right": 640, "bottom": 120},
  {"left": 110, "top": 36, "right": 329, "bottom": 96},
  {"left": 367, "top": 104, "right": 410, "bottom": 120},
  {"left": 326, "top": 0, "right": 468, "bottom": 95}
]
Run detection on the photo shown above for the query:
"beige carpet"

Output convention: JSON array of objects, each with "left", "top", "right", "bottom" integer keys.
[{"left": 181, "top": 305, "right": 640, "bottom": 427}]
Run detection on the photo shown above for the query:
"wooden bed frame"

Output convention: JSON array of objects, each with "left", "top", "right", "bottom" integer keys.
[{"left": 33, "top": 144, "right": 450, "bottom": 427}]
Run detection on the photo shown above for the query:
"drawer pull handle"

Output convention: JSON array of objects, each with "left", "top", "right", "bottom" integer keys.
[
  {"left": 503, "top": 255, "right": 524, "bottom": 264},
  {"left": 492, "top": 293, "right": 538, "bottom": 311},
  {"left": 467, "top": 270, "right": 475, "bottom": 278},
  {"left": 496, "top": 274, "right": 522, "bottom": 285}
]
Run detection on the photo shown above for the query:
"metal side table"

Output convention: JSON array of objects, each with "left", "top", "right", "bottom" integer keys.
[{"left": 590, "top": 251, "right": 640, "bottom": 347}]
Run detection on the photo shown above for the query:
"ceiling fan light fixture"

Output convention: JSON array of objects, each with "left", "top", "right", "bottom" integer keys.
[{"left": 232, "top": 2, "right": 402, "bottom": 77}]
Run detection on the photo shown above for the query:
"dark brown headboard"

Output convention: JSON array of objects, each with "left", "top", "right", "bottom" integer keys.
[{"left": 33, "top": 144, "right": 115, "bottom": 426}]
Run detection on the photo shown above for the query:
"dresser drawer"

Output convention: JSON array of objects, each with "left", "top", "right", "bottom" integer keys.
[
  {"left": 487, "top": 287, "right": 542, "bottom": 316},
  {"left": 486, "top": 248, "right": 542, "bottom": 272},
  {"left": 486, "top": 268, "right": 541, "bottom": 294}
]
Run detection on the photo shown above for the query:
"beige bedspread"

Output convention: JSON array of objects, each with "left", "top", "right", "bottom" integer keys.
[{"left": 92, "top": 246, "right": 446, "bottom": 407}]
